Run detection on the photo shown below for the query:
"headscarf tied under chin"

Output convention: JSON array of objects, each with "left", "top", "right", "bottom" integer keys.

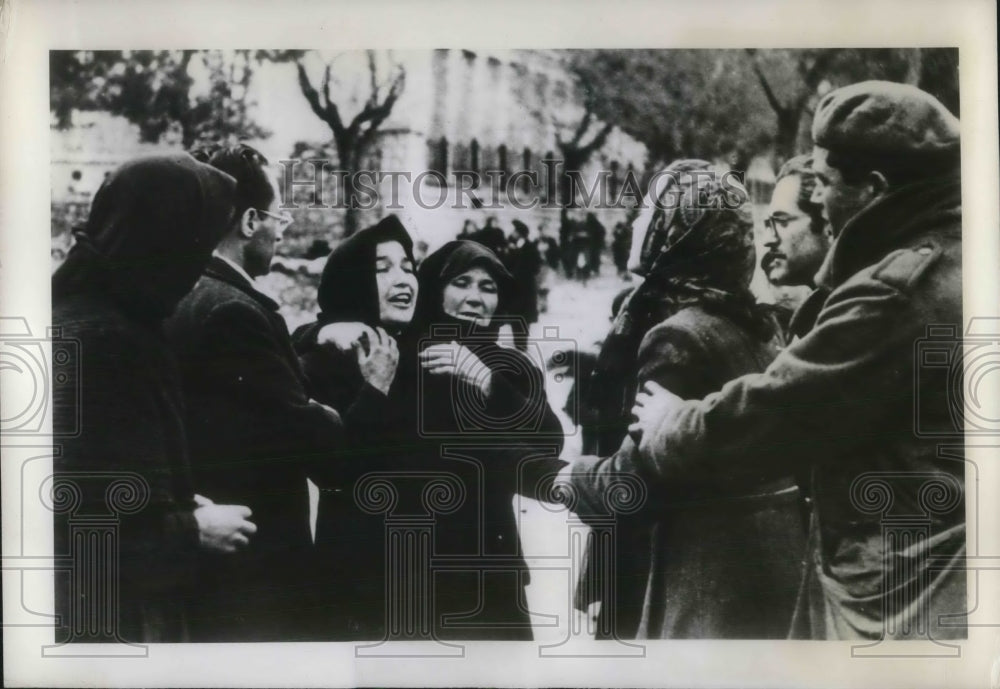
[
  {"left": 315, "top": 214, "right": 415, "bottom": 328},
  {"left": 413, "top": 240, "right": 514, "bottom": 345},
  {"left": 52, "top": 153, "right": 238, "bottom": 321},
  {"left": 586, "top": 158, "right": 769, "bottom": 453}
]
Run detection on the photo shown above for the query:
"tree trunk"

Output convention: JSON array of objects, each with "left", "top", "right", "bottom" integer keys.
[
  {"left": 775, "top": 109, "right": 802, "bottom": 163},
  {"left": 343, "top": 189, "right": 361, "bottom": 237},
  {"left": 335, "top": 139, "right": 362, "bottom": 239}
]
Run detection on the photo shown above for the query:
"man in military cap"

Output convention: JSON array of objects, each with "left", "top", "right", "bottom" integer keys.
[{"left": 604, "top": 81, "right": 965, "bottom": 640}]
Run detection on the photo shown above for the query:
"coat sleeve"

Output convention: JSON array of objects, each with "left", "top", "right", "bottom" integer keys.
[
  {"left": 633, "top": 275, "right": 915, "bottom": 482},
  {"left": 485, "top": 348, "right": 564, "bottom": 440},
  {"left": 478, "top": 348, "right": 567, "bottom": 500},
  {"left": 56, "top": 323, "right": 201, "bottom": 594},
  {"left": 199, "top": 301, "right": 352, "bottom": 478},
  {"left": 291, "top": 320, "right": 398, "bottom": 468},
  {"left": 565, "top": 319, "right": 710, "bottom": 519}
]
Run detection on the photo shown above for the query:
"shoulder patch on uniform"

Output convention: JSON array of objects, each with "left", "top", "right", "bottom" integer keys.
[{"left": 871, "top": 243, "right": 943, "bottom": 292}]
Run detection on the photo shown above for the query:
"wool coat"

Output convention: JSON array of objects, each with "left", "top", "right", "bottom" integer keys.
[
  {"left": 165, "top": 256, "right": 384, "bottom": 641},
  {"left": 568, "top": 305, "right": 806, "bottom": 639},
  {"left": 634, "top": 175, "right": 966, "bottom": 640}
]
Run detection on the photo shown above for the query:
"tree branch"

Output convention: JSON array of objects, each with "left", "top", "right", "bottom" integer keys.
[
  {"left": 296, "top": 59, "right": 344, "bottom": 137},
  {"left": 572, "top": 106, "right": 593, "bottom": 146},
  {"left": 351, "top": 64, "right": 405, "bottom": 133},
  {"left": 580, "top": 121, "right": 614, "bottom": 157},
  {"left": 748, "top": 55, "right": 786, "bottom": 117},
  {"left": 296, "top": 60, "right": 326, "bottom": 121},
  {"left": 367, "top": 50, "right": 379, "bottom": 109}
]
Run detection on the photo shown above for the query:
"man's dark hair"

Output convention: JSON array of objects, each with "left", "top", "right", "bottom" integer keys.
[
  {"left": 189, "top": 143, "right": 275, "bottom": 225},
  {"left": 775, "top": 155, "right": 825, "bottom": 235}
]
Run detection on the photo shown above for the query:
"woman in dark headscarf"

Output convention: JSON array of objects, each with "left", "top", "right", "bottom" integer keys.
[
  {"left": 294, "top": 214, "right": 418, "bottom": 413},
  {"left": 412, "top": 240, "right": 565, "bottom": 640},
  {"left": 565, "top": 160, "right": 806, "bottom": 639},
  {"left": 291, "top": 214, "right": 421, "bottom": 639},
  {"left": 51, "top": 154, "right": 252, "bottom": 643}
]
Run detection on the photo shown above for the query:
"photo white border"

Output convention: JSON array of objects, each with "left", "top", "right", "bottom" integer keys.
[{"left": 2, "top": 0, "right": 997, "bottom": 687}]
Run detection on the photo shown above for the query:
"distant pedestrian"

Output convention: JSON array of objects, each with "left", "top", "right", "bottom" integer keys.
[
  {"left": 585, "top": 212, "right": 606, "bottom": 277},
  {"left": 611, "top": 217, "right": 632, "bottom": 280}
]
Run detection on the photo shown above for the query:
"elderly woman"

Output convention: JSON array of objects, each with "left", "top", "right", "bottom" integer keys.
[
  {"left": 291, "top": 214, "right": 419, "bottom": 639},
  {"left": 413, "top": 240, "right": 565, "bottom": 640},
  {"left": 563, "top": 160, "right": 806, "bottom": 639}
]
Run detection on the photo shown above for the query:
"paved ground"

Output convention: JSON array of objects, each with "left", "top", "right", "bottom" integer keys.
[{"left": 516, "top": 263, "right": 631, "bottom": 641}]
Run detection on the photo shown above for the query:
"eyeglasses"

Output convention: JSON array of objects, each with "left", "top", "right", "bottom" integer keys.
[
  {"left": 257, "top": 209, "right": 294, "bottom": 229},
  {"left": 763, "top": 214, "right": 805, "bottom": 232}
]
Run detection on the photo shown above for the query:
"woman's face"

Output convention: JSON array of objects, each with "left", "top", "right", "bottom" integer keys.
[
  {"left": 441, "top": 266, "right": 499, "bottom": 327},
  {"left": 375, "top": 240, "right": 418, "bottom": 331}
]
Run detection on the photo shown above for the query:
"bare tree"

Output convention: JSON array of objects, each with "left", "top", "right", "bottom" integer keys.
[
  {"left": 294, "top": 51, "right": 406, "bottom": 236},
  {"left": 745, "top": 49, "right": 843, "bottom": 162},
  {"left": 551, "top": 64, "right": 615, "bottom": 230}
]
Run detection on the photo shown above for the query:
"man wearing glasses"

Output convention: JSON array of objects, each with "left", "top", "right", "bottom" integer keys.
[
  {"left": 165, "top": 144, "right": 395, "bottom": 641},
  {"left": 761, "top": 154, "right": 831, "bottom": 291},
  {"left": 760, "top": 154, "right": 833, "bottom": 339}
]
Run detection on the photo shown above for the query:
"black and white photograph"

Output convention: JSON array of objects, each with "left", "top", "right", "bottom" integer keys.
[{"left": 2, "top": 1, "right": 998, "bottom": 687}]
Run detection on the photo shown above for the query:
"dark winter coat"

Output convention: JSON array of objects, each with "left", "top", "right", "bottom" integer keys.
[
  {"left": 165, "top": 256, "right": 382, "bottom": 641},
  {"left": 634, "top": 175, "right": 966, "bottom": 640},
  {"left": 51, "top": 154, "right": 238, "bottom": 643},
  {"left": 568, "top": 305, "right": 805, "bottom": 638},
  {"left": 53, "top": 297, "right": 203, "bottom": 643},
  {"left": 290, "top": 216, "right": 421, "bottom": 640},
  {"left": 412, "top": 241, "right": 566, "bottom": 640}
]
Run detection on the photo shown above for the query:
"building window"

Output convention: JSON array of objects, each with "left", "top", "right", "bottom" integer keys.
[
  {"left": 497, "top": 144, "right": 509, "bottom": 186},
  {"left": 470, "top": 139, "right": 480, "bottom": 177},
  {"left": 520, "top": 148, "right": 533, "bottom": 194},
  {"left": 428, "top": 136, "right": 449, "bottom": 179}
]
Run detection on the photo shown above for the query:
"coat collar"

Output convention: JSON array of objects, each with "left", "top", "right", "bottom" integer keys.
[
  {"left": 817, "top": 175, "right": 961, "bottom": 291},
  {"left": 204, "top": 255, "right": 280, "bottom": 312},
  {"left": 788, "top": 287, "right": 830, "bottom": 340}
]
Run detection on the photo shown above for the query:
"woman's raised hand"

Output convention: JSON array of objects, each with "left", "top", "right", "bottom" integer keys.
[
  {"left": 419, "top": 340, "right": 493, "bottom": 396},
  {"left": 354, "top": 326, "right": 399, "bottom": 395}
]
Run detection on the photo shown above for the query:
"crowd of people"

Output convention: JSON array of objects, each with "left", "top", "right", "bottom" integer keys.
[{"left": 53, "top": 80, "right": 966, "bottom": 644}]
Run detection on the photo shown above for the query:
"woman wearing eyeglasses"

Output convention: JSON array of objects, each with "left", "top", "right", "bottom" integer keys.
[{"left": 562, "top": 159, "right": 806, "bottom": 640}]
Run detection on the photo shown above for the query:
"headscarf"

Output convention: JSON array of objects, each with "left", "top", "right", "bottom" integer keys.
[
  {"left": 315, "top": 215, "right": 415, "bottom": 328},
  {"left": 413, "top": 240, "right": 514, "bottom": 344},
  {"left": 587, "top": 158, "right": 770, "bottom": 453},
  {"left": 52, "top": 153, "right": 237, "bottom": 321}
]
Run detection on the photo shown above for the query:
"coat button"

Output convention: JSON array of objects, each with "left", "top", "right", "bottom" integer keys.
[{"left": 918, "top": 247, "right": 933, "bottom": 256}]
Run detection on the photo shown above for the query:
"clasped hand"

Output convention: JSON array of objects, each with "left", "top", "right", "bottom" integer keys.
[
  {"left": 628, "top": 380, "right": 683, "bottom": 444},
  {"left": 419, "top": 340, "right": 492, "bottom": 396},
  {"left": 193, "top": 494, "right": 257, "bottom": 554},
  {"left": 318, "top": 322, "right": 399, "bottom": 395}
]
